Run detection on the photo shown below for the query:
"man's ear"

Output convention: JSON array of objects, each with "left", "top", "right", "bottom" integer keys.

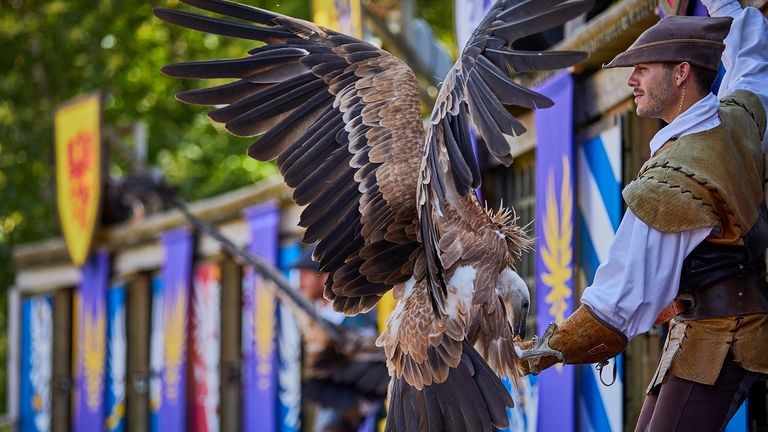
[{"left": 676, "top": 62, "right": 692, "bottom": 87}]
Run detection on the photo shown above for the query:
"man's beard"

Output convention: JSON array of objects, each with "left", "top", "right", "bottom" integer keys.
[{"left": 636, "top": 77, "right": 676, "bottom": 119}]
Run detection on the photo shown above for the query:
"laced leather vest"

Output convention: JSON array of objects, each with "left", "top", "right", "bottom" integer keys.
[{"left": 623, "top": 89, "right": 768, "bottom": 292}]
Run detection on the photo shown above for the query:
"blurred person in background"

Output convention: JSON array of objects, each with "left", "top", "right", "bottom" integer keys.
[{"left": 292, "top": 245, "right": 386, "bottom": 432}]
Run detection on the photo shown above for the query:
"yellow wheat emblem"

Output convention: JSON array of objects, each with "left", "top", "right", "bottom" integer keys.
[
  {"left": 541, "top": 155, "right": 573, "bottom": 324},
  {"left": 83, "top": 306, "right": 105, "bottom": 411},
  {"left": 254, "top": 277, "right": 276, "bottom": 391},
  {"left": 164, "top": 285, "right": 187, "bottom": 402}
]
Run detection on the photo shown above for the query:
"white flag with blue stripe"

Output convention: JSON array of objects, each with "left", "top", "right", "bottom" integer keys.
[{"left": 577, "top": 124, "right": 623, "bottom": 432}]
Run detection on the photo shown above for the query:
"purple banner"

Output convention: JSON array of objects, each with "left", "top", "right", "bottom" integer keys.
[
  {"left": 242, "top": 201, "right": 280, "bottom": 432},
  {"left": 158, "top": 228, "right": 194, "bottom": 432},
  {"left": 534, "top": 72, "right": 576, "bottom": 432},
  {"left": 72, "top": 252, "right": 109, "bottom": 432}
]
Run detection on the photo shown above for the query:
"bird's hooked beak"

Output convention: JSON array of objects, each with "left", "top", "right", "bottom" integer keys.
[
  {"left": 514, "top": 303, "right": 529, "bottom": 340},
  {"left": 498, "top": 268, "right": 531, "bottom": 340}
]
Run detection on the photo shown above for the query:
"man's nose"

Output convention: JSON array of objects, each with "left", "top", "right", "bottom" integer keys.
[{"left": 627, "top": 71, "right": 639, "bottom": 88}]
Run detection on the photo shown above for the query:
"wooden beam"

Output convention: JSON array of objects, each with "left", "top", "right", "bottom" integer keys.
[
  {"left": 16, "top": 265, "right": 80, "bottom": 293},
  {"left": 13, "top": 178, "right": 292, "bottom": 268},
  {"left": 575, "top": 67, "right": 633, "bottom": 125}
]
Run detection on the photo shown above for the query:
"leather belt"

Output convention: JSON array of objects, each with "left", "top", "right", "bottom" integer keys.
[
  {"left": 655, "top": 273, "right": 768, "bottom": 324},
  {"left": 655, "top": 298, "right": 690, "bottom": 325}
]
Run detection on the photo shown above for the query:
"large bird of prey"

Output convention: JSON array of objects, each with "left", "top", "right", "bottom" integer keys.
[{"left": 155, "top": 0, "right": 592, "bottom": 430}]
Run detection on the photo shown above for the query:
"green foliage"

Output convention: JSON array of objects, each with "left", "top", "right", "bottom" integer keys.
[
  {"left": 0, "top": 0, "right": 456, "bottom": 415},
  {"left": 416, "top": 0, "right": 457, "bottom": 57},
  {"left": 0, "top": 0, "right": 311, "bottom": 413}
]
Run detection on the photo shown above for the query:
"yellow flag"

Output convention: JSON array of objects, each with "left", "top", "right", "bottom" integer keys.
[
  {"left": 55, "top": 93, "right": 102, "bottom": 267},
  {"left": 312, "top": 0, "right": 362, "bottom": 38}
]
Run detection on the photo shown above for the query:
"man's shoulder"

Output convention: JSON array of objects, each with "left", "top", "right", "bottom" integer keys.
[{"left": 720, "top": 89, "right": 767, "bottom": 136}]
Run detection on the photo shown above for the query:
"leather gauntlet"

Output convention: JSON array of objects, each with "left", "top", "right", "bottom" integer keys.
[{"left": 517, "top": 306, "right": 627, "bottom": 375}]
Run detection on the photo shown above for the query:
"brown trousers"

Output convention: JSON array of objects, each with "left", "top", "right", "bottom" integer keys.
[{"left": 635, "top": 354, "right": 758, "bottom": 432}]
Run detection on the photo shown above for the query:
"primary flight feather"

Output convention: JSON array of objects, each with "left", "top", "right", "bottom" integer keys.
[{"left": 155, "top": 0, "right": 592, "bottom": 430}]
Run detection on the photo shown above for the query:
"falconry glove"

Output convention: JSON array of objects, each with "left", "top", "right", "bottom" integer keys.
[{"left": 517, "top": 305, "right": 627, "bottom": 375}]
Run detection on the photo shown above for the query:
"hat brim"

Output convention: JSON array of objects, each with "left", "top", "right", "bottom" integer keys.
[{"left": 603, "top": 39, "right": 725, "bottom": 70}]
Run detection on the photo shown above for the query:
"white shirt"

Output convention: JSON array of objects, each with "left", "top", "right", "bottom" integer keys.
[{"left": 580, "top": 0, "right": 768, "bottom": 339}]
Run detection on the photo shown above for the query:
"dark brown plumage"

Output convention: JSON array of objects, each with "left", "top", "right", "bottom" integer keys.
[{"left": 155, "top": 1, "right": 592, "bottom": 430}]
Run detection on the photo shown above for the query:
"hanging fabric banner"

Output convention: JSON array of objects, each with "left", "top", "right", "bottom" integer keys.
[
  {"left": 19, "top": 295, "right": 53, "bottom": 432},
  {"left": 189, "top": 263, "right": 222, "bottom": 432},
  {"left": 149, "top": 276, "right": 164, "bottom": 432},
  {"left": 106, "top": 284, "right": 127, "bottom": 432},
  {"left": 311, "top": 0, "right": 362, "bottom": 38},
  {"left": 242, "top": 201, "right": 280, "bottom": 432},
  {"left": 156, "top": 228, "right": 194, "bottom": 432},
  {"left": 534, "top": 71, "right": 576, "bottom": 432},
  {"left": 577, "top": 125, "right": 624, "bottom": 432},
  {"left": 54, "top": 93, "right": 103, "bottom": 267},
  {"left": 501, "top": 375, "right": 539, "bottom": 432},
  {"left": 72, "top": 251, "right": 109, "bottom": 432},
  {"left": 278, "top": 242, "right": 302, "bottom": 432}
]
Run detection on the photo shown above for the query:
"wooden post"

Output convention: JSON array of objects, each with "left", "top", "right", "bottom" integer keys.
[
  {"left": 51, "top": 289, "right": 72, "bottom": 432},
  {"left": 125, "top": 273, "right": 151, "bottom": 432},
  {"left": 219, "top": 256, "right": 242, "bottom": 432}
]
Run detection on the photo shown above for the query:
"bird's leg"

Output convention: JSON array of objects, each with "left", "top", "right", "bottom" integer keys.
[
  {"left": 515, "top": 306, "right": 627, "bottom": 376},
  {"left": 517, "top": 323, "right": 565, "bottom": 374}
]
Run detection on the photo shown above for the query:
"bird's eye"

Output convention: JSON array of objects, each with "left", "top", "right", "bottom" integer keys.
[{"left": 522, "top": 302, "right": 529, "bottom": 309}]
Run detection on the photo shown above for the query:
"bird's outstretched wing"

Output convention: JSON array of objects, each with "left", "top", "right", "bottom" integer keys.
[
  {"left": 155, "top": 0, "right": 425, "bottom": 315},
  {"left": 418, "top": 0, "right": 591, "bottom": 311},
  {"left": 157, "top": 0, "right": 592, "bottom": 430},
  {"left": 378, "top": 1, "right": 592, "bottom": 430}
]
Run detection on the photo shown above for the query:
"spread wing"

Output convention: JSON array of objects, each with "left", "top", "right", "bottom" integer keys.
[
  {"left": 154, "top": 0, "right": 424, "bottom": 315},
  {"left": 379, "top": 1, "right": 593, "bottom": 429},
  {"left": 157, "top": 0, "right": 592, "bottom": 430},
  {"left": 418, "top": 0, "right": 592, "bottom": 312}
]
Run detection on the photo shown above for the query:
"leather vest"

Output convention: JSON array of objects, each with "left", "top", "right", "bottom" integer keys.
[
  {"left": 680, "top": 204, "right": 768, "bottom": 294},
  {"left": 623, "top": 90, "right": 768, "bottom": 293}
]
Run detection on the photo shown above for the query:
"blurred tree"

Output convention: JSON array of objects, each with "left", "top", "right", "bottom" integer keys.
[
  {"left": 0, "top": 0, "right": 455, "bottom": 414},
  {"left": 0, "top": 0, "right": 311, "bottom": 413}
]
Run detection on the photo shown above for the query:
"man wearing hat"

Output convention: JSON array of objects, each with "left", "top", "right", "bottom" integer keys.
[{"left": 518, "top": 0, "right": 768, "bottom": 429}]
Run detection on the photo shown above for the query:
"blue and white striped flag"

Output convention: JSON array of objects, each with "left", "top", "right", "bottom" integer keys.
[{"left": 576, "top": 124, "right": 623, "bottom": 432}]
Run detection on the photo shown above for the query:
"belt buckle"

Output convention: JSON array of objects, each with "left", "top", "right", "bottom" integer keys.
[{"left": 678, "top": 294, "right": 695, "bottom": 310}]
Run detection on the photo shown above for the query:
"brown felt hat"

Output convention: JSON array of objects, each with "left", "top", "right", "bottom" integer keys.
[{"left": 603, "top": 15, "right": 733, "bottom": 71}]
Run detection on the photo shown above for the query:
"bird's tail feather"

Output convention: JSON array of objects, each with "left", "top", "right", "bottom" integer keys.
[{"left": 385, "top": 340, "right": 513, "bottom": 432}]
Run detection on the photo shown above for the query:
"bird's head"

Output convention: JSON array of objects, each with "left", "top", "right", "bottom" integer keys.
[{"left": 496, "top": 268, "right": 530, "bottom": 340}]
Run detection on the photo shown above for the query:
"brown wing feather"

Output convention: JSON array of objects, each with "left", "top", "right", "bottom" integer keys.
[
  {"left": 155, "top": 0, "right": 424, "bottom": 314},
  {"left": 417, "top": 0, "right": 593, "bottom": 320}
]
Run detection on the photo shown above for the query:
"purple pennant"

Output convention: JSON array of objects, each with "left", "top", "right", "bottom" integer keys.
[
  {"left": 534, "top": 72, "right": 576, "bottom": 432},
  {"left": 72, "top": 251, "right": 109, "bottom": 432},
  {"left": 242, "top": 201, "right": 280, "bottom": 432},
  {"left": 158, "top": 228, "right": 194, "bottom": 432}
]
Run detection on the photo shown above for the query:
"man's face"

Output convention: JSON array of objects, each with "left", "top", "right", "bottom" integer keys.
[
  {"left": 299, "top": 269, "right": 328, "bottom": 301},
  {"left": 627, "top": 63, "right": 677, "bottom": 120}
]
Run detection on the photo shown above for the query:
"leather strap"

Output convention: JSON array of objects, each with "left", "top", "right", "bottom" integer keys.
[
  {"left": 656, "top": 274, "right": 768, "bottom": 324},
  {"left": 655, "top": 299, "right": 690, "bottom": 325},
  {"left": 679, "top": 273, "right": 768, "bottom": 320}
]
